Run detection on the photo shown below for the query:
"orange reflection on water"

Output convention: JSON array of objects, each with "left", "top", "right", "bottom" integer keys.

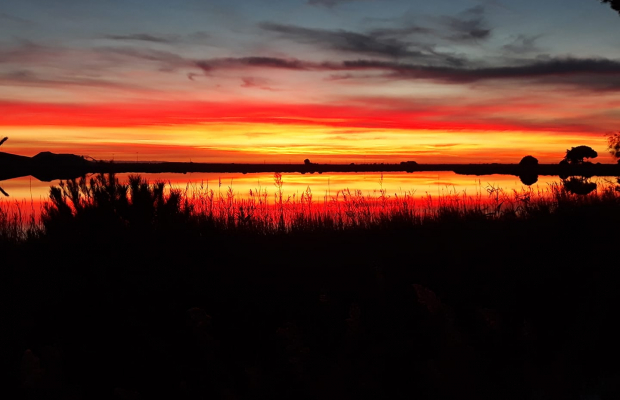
[
  {"left": 0, "top": 171, "right": 570, "bottom": 205},
  {"left": 1, "top": 171, "right": 615, "bottom": 232},
  {"left": 0, "top": 171, "right": 564, "bottom": 222}
]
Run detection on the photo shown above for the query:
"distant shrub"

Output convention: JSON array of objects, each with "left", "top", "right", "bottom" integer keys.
[{"left": 519, "top": 155, "right": 538, "bottom": 167}]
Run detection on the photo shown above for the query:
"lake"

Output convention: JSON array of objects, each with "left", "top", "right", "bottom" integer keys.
[
  {"left": 1, "top": 171, "right": 617, "bottom": 228},
  {"left": 1, "top": 171, "right": 578, "bottom": 205}
]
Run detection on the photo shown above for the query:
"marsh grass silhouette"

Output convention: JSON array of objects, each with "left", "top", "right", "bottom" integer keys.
[
  {"left": 5, "top": 173, "right": 620, "bottom": 399},
  {"left": 1, "top": 172, "right": 618, "bottom": 238},
  {"left": 41, "top": 173, "right": 192, "bottom": 239}
]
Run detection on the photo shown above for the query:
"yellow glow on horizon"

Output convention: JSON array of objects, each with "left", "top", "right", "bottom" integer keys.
[{"left": 2, "top": 122, "right": 611, "bottom": 164}]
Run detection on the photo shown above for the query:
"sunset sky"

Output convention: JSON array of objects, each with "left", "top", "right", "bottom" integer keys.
[{"left": 2, "top": 0, "right": 620, "bottom": 163}]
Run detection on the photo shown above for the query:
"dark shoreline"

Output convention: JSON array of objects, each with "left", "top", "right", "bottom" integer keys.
[
  {"left": 2, "top": 150, "right": 620, "bottom": 182},
  {"left": 98, "top": 161, "right": 620, "bottom": 177}
]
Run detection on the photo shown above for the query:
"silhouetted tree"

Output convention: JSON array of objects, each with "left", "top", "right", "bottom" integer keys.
[
  {"left": 304, "top": 159, "right": 312, "bottom": 165},
  {"left": 519, "top": 155, "right": 538, "bottom": 167},
  {"left": 0, "top": 137, "right": 7, "bottom": 147},
  {"left": 563, "top": 146, "right": 598, "bottom": 165},
  {"left": 600, "top": 0, "right": 620, "bottom": 15},
  {"left": 607, "top": 132, "right": 620, "bottom": 162}
]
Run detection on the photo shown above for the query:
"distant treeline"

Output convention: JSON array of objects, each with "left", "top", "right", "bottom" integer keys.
[{"left": 2, "top": 150, "right": 620, "bottom": 182}]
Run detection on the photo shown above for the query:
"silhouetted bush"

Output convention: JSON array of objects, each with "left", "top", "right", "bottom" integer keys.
[
  {"left": 41, "top": 173, "right": 192, "bottom": 238},
  {"left": 519, "top": 155, "right": 538, "bottom": 167}
]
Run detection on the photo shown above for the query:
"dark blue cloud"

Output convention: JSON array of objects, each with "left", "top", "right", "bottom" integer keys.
[
  {"left": 259, "top": 22, "right": 464, "bottom": 65},
  {"left": 104, "top": 33, "right": 178, "bottom": 43},
  {"left": 307, "top": 0, "right": 368, "bottom": 7}
]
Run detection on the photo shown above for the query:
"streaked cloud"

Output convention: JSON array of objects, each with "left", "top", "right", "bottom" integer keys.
[
  {"left": 259, "top": 22, "right": 435, "bottom": 60},
  {"left": 438, "top": 5, "right": 491, "bottom": 43},
  {"left": 501, "top": 35, "right": 542, "bottom": 54},
  {"left": 190, "top": 55, "right": 620, "bottom": 91},
  {"left": 0, "top": 97, "right": 612, "bottom": 134},
  {"left": 104, "top": 33, "right": 179, "bottom": 43},
  {"left": 102, "top": 31, "right": 210, "bottom": 44},
  {"left": 195, "top": 56, "right": 312, "bottom": 72},
  {"left": 240, "top": 77, "right": 277, "bottom": 91},
  {"left": 307, "top": 0, "right": 370, "bottom": 8}
]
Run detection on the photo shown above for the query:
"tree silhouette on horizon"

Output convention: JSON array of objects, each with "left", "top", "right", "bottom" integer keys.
[
  {"left": 519, "top": 155, "right": 538, "bottom": 167},
  {"left": 563, "top": 145, "right": 598, "bottom": 165}
]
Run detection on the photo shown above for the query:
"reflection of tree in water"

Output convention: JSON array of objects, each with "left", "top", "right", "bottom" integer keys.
[
  {"left": 518, "top": 155, "right": 539, "bottom": 185},
  {"left": 518, "top": 174, "right": 538, "bottom": 186},
  {"left": 557, "top": 143, "right": 600, "bottom": 195},
  {"left": 562, "top": 176, "right": 597, "bottom": 195}
]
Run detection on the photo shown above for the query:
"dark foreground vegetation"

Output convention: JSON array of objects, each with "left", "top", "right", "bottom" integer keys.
[{"left": 3, "top": 174, "right": 620, "bottom": 399}]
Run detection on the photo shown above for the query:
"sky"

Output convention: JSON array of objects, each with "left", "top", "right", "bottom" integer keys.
[{"left": 2, "top": 0, "right": 620, "bottom": 163}]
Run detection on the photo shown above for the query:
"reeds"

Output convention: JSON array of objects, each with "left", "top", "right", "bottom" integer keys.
[
  {"left": 2, "top": 173, "right": 620, "bottom": 239},
  {"left": 0, "top": 198, "right": 41, "bottom": 243}
]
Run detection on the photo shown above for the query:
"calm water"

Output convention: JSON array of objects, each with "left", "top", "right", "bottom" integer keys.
[
  {"left": 1, "top": 171, "right": 616, "bottom": 219},
  {"left": 0, "top": 171, "right": 568, "bottom": 202}
]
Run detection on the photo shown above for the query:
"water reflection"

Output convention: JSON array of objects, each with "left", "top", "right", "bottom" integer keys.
[
  {"left": 0, "top": 171, "right": 566, "bottom": 204},
  {"left": 518, "top": 174, "right": 538, "bottom": 186},
  {"left": 2, "top": 171, "right": 619, "bottom": 229},
  {"left": 562, "top": 176, "right": 597, "bottom": 195}
]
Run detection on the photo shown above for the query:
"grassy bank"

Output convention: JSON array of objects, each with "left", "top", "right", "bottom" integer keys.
[
  {"left": 2, "top": 172, "right": 619, "bottom": 237},
  {"left": 3, "top": 173, "right": 620, "bottom": 399}
]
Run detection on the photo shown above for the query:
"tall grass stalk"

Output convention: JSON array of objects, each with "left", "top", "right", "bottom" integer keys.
[{"left": 0, "top": 199, "right": 42, "bottom": 242}]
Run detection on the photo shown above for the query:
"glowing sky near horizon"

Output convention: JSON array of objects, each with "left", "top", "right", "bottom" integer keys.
[{"left": 2, "top": 0, "right": 620, "bottom": 163}]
